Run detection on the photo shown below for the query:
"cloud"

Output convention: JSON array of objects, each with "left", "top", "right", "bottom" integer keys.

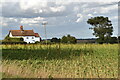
[
  {"left": 0, "top": 21, "right": 8, "bottom": 26},
  {"left": 20, "top": 17, "right": 45, "bottom": 24},
  {"left": 2, "top": 1, "right": 71, "bottom": 18},
  {"left": 50, "top": 6, "right": 65, "bottom": 12},
  {"left": 87, "top": 14, "right": 93, "bottom": 17},
  {"left": 1, "top": 1, "right": 118, "bottom": 39},
  {"left": 1, "top": 2, "right": 118, "bottom": 26},
  {"left": 99, "top": 5, "right": 117, "bottom": 14},
  {"left": 19, "top": 0, "right": 48, "bottom": 10},
  {"left": 2, "top": 1, "right": 118, "bottom": 19},
  {"left": 76, "top": 13, "right": 83, "bottom": 23}
]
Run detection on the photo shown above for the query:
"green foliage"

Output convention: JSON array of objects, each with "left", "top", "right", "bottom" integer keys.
[
  {"left": 51, "top": 37, "right": 60, "bottom": 43},
  {"left": 87, "top": 16, "right": 113, "bottom": 44},
  {"left": 118, "top": 36, "right": 120, "bottom": 43},
  {"left": 61, "top": 34, "right": 77, "bottom": 44},
  {"left": 35, "top": 41, "right": 40, "bottom": 44},
  {"left": 110, "top": 37, "right": 118, "bottom": 43},
  {"left": 4, "top": 35, "right": 24, "bottom": 42},
  {"left": 2, "top": 35, "right": 26, "bottom": 44},
  {"left": 40, "top": 40, "right": 51, "bottom": 44},
  {"left": 2, "top": 41, "right": 27, "bottom": 44},
  {"left": 4, "top": 35, "right": 9, "bottom": 40}
]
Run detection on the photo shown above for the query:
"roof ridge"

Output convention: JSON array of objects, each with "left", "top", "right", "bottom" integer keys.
[
  {"left": 9, "top": 29, "right": 37, "bottom": 36},
  {"left": 10, "top": 30, "right": 33, "bottom": 31}
]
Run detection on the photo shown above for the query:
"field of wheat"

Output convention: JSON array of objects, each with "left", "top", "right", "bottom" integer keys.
[{"left": 1, "top": 44, "right": 118, "bottom": 78}]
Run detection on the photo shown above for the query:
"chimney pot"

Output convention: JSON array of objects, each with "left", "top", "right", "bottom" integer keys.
[{"left": 20, "top": 25, "right": 23, "bottom": 31}]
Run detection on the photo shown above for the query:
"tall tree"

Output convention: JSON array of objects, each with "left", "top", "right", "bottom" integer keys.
[{"left": 87, "top": 16, "right": 113, "bottom": 44}]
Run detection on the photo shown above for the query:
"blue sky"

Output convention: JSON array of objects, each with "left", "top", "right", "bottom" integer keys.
[{"left": 0, "top": 0, "right": 119, "bottom": 40}]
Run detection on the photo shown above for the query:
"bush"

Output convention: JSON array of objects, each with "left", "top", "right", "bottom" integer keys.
[
  {"left": 61, "top": 34, "right": 77, "bottom": 44},
  {"left": 109, "top": 37, "right": 118, "bottom": 44},
  {"left": 118, "top": 36, "right": 120, "bottom": 43},
  {"left": 96, "top": 37, "right": 118, "bottom": 44},
  {"left": 40, "top": 40, "right": 52, "bottom": 44},
  {"left": 2, "top": 35, "right": 26, "bottom": 44},
  {"left": 2, "top": 41, "right": 27, "bottom": 44},
  {"left": 35, "top": 41, "right": 40, "bottom": 44},
  {"left": 4, "top": 35, "right": 24, "bottom": 42},
  {"left": 4, "top": 37, "right": 24, "bottom": 42},
  {"left": 51, "top": 37, "right": 60, "bottom": 43}
]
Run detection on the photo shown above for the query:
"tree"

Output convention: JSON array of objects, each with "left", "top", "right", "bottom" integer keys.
[
  {"left": 109, "top": 37, "right": 118, "bottom": 43},
  {"left": 61, "top": 36, "right": 68, "bottom": 43},
  {"left": 51, "top": 37, "right": 60, "bottom": 43},
  {"left": 118, "top": 36, "right": 120, "bottom": 43},
  {"left": 87, "top": 16, "right": 113, "bottom": 44},
  {"left": 61, "top": 34, "right": 77, "bottom": 44}
]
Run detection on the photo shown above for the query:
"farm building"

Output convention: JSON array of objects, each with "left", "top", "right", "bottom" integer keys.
[{"left": 8, "top": 25, "right": 41, "bottom": 43}]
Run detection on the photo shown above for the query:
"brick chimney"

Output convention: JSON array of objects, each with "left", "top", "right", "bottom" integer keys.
[{"left": 20, "top": 25, "right": 23, "bottom": 31}]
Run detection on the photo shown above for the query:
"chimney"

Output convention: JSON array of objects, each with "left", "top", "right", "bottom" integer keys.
[{"left": 20, "top": 25, "right": 23, "bottom": 31}]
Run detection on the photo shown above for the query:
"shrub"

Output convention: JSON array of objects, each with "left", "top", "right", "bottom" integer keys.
[
  {"left": 61, "top": 34, "right": 77, "bottom": 44},
  {"left": 4, "top": 35, "right": 24, "bottom": 42},
  {"left": 51, "top": 37, "right": 60, "bottom": 43},
  {"left": 2, "top": 41, "right": 27, "bottom": 44}
]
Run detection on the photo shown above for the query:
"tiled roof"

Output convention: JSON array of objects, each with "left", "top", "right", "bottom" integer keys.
[
  {"left": 34, "top": 33, "right": 40, "bottom": 37},
  {"left": 10, "top": 30, "right": 35, "bottom": 36}
]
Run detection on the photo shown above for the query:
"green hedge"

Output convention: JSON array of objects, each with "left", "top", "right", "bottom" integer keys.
[
  {"left": 2, "top": 41, "right": 27, "bottom": 44},
  {"left": 4, "top": 37, "right": 24, "bottom": 42}
]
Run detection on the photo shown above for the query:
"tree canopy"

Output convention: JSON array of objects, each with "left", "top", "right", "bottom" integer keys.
[
  {"left": 51, "top": 37, "right": 60, "bottom": 43},
  {"left": 87, "top": 16, "right": 113, "bottom": 44},
  {"left": 61, "top": 34, "right": 77, "bottom": 44}
]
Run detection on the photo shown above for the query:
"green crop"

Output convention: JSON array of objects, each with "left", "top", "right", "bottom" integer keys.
[{"left": 1, "top": 44, "right": 118, "bottom": 78}]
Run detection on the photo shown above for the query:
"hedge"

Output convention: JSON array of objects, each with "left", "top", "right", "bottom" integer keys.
[{"left": 2, "top": 41, "right": 27, "bottom": 44}]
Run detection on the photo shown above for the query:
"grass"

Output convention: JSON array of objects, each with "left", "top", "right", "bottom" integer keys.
[
  {"left": 2, "top": 72, "right": 20, "bottom": 78},
  {"left": 1, "top": 44, "right": 118, "bottom": 78}
]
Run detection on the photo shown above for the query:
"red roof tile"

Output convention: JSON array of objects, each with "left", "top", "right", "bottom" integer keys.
[
  {"left": 34, "top": 33, "right": 40, "bottom": 37},
  {"left": 10, "top": 30, "right": 35, "bottom": 36}
]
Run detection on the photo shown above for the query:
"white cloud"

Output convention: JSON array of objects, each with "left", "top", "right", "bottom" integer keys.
[
  {"left": 19, "top": 0, "right": 48, "bottom": 10},
  {"left": 87, "top": 14, "right": 93, "bottom": 17},
  {"left": 0, "top": 22, "right": 8, "bottom": 26},
  {"left": 1, "top": 1, "right": 118, "bottom": 40},
  {"left": 99, "top": 5, "right": 117, "bottom": 14},
  {"left": 77, "top": 13, "right": 82, "bottom": 17},
  {"left": 110, "top": 16, "right": 118, "bottom": 20},
  {"left": 20, "top": 17, "right": 45, "bottom": 24},
  {"left": 1, "top": 0, "right": 119, "bottom": 3},
  {"left": 0, "top": 17, "right": 8, "bottom": 26},
  {"left": 76, "top": 13, "right": 83, "bottom": 23},
  {"left": 50, "top": 6, "right": 65, "bottom": 12},
  {"left": 9, "top": 18, "right": 18, "bottom": 22},
  {"left": 1, "top": 2, "right": 118, "bottom": 27}
]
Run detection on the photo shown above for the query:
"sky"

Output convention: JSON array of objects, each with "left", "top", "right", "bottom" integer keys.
[{"left": 0, "top": 0, "right": 119, "bottom": 40}]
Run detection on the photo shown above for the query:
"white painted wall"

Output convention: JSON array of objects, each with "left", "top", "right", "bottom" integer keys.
[
  {"left": 23, "top": 36, "right": 40, "bottom": 43},
  {"left": 9, "top": 32, "right": 40, "bottom": 43},
  {"left": 9, "top": 32, "right": 13, "bottom": 37},
  {"left": 23, "top": 36, "right": 35, "bottom": 43},
  {"left": 35, "top": 37, "right": 40, "bottom": 42}
]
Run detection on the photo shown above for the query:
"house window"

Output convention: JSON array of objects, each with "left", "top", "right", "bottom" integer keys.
[
  {"left": 32, "top": 37, "right": 34, "bottom": 39},
  {"left": 27, "top": 37, "right": 28, "bottom": 39}
]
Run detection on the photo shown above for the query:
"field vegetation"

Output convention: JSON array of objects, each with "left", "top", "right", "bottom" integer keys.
[{"left": 1, "top": 44, "right": 118, "bottom": 78}]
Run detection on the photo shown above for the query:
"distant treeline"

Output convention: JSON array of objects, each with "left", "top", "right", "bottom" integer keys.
[
  {"left": 77, "top": 37, "right": 118, "bottom": 44},
  {"left": 1, "top": 35, "right": 120, "bottom": 44},
  {"left": 41, "top": 36, "right": 119, "bottom": 44}
]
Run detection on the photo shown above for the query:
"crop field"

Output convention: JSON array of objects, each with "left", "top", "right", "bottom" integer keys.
[{"left": 1, "top": 44, "right": 119, "bottom": 78}]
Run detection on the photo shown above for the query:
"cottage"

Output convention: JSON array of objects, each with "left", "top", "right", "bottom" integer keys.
[{"left": 8, "top": 26, "right": 41, "bottom": 43}]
